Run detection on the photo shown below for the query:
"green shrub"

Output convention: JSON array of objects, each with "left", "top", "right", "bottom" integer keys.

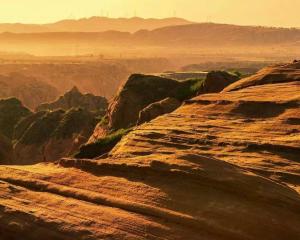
[
  {"left": 174, "top": 78, "right": 205, "bottom": 101},
  {"left": 75, "top": 128, "right": 131, "bottom": 159}
]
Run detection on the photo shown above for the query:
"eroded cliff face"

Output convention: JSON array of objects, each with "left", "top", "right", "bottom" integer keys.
[
  {"left": 36, "top": 86, "right": 108, "bottom": 114},
  {"left": 0, "top": 62, "right": 299, "bottom": 239},
  {"left": 13, "top": 108, "right": 98, "bottom": 164},
  {"left": 107, "top": 74, "right": 182, "bottom": 130}
]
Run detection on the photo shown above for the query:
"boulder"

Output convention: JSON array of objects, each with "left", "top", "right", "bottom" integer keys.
[
  {"left": 137, "top": 97, "right": 181, "bottom": 124},
  {"left": 201, "top": 71, "right": 239, "bottom": 93}
]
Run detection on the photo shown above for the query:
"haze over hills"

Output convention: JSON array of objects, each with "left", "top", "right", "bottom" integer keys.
[
  {"left": 0, "top": 17, "right": 193, "bottom": 33},
  {"left": 0, "top": 22, "right": 299, "bottom": 56}
]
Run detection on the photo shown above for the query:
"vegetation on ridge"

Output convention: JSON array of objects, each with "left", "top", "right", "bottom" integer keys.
[{"left": 75, "top": 128, "right": 132, "bottom": 159}]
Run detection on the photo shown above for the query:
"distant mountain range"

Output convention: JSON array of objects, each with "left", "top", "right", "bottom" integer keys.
[
  {"left": 0, "top": 17, "right": 193, "bottom": 33},
  {"left": 134, "top": 23, "right": 300, "bottom": 46},
  {"left": 0, "top": 21, "right": 299, "bottom": 56},
  {"left": 0, "top": 23, "right": 299, "bottom": 46}
]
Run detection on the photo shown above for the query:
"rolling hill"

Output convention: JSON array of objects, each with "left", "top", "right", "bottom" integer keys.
[{"left": 0, "top": 17, "right": 193, "bottom": 33}]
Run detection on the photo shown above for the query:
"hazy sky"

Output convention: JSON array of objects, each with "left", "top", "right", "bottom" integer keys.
[{"left": 1, "top": 0, "right": 299, "bottom": 27}]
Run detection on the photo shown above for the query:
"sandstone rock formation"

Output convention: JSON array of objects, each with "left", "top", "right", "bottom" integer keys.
[
  {"left": 90, "top": 72, "right": 238, "bottom": 145},
  {"left": 36, "top": 86, "right": 108, "bottom": 114},
  {"left": 0, "top": 97, "right": 31, "bottom": 139},
  {"left": 137, "top": 97, "right": 181, "bottom": 124},
  {"left": 13, "top": 108, "right": 98, "bottom": 164},
  {"left": 107, "top": 72, "right": 238, "bottom": 130},
  {"left": 0, "top": 73, "right": 59, "bottom": 109},
  {"left": 108, "top": 74, "right": 181, "bottom": 130},
  {"left": 0, "top": 62, "right": 299, "bottom": 239}
]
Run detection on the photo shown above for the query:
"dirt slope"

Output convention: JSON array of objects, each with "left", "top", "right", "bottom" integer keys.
[{"left": 0, "top": 63, "right": 300, "bottom": 239}]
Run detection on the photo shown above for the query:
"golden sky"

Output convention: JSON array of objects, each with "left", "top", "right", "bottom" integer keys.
[{"left": 1, "top": 0, "right": 299, "bottom": 27}]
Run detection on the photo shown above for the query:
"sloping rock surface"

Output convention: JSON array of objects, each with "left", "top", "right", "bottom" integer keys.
[
  {"left": 0, "top": 63, "right": 300, "bottom": 239},
  {"left": 224, "top": 61, "right": 300, "bottom": 91}
]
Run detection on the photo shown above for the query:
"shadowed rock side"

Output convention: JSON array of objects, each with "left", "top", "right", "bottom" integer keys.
[
  {"left": 0, "top": 62, "right": 299, "bottom": 239},
  {"left": 0, "top": 134, "right": 13, "bottom": 164},
  {"left": 13, "top": 108, "right": 98, "bottom": 164},
  {"left": 0, "top": 98, "right": 31, "bottom": 139}
]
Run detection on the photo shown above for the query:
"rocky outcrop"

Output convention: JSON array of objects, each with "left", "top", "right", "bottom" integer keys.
[
  {"left": 0, "top": 97, "right": 31, "bottom": 139},
  {"left": 0, "top": 73, "right": 59, "bottom": 109},
  {"left": 137, "top": 97, "right": 181, "bottom": 124},
  {"left": 108, "top": 74, "right": 181, "bottom": 130},
  {"left": 91, "top": 72, "right": 239, "bottom": 144},
  {"left": 13, "top": 108, "right": 98, "bottom": 164},
  {"left": 36, "top": 86, "right": 108, "bottom": 114},
  {"left": 108, "top": 72, "right": 239, "bottom": 130}
]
